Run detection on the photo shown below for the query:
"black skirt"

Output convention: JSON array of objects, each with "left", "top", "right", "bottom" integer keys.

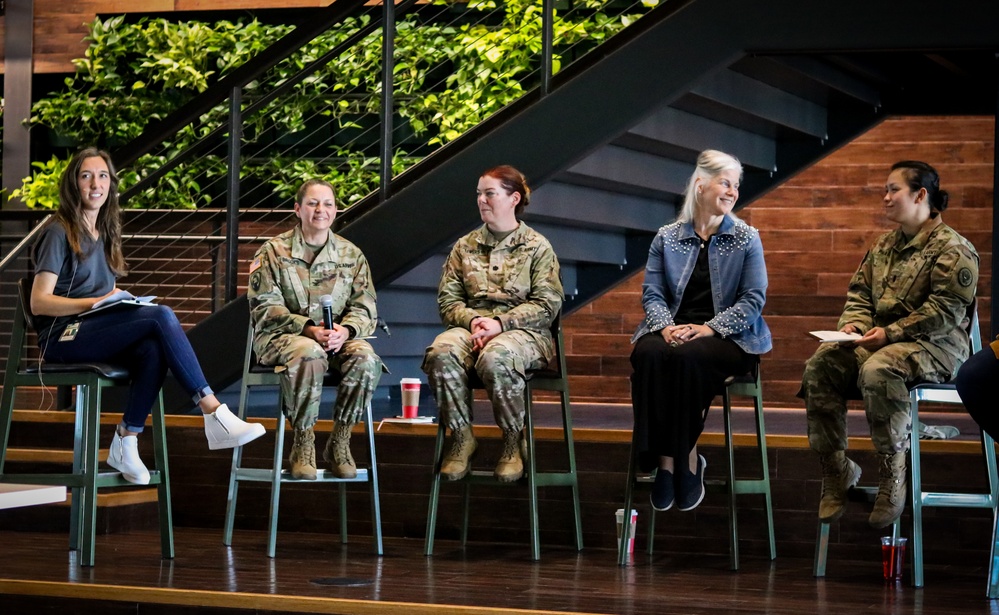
[{"left": 630, "top": 332, "right": 754, "bottom": 471}]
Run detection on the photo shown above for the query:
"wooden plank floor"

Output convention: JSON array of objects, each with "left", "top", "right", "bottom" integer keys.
[{"left": 0, "top": 528, "right": 996, "bottom": 614}]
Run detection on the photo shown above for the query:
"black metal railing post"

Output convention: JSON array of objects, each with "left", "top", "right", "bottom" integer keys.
[
  {"left": 379, "top": 0, "right": 397, "bottom": 201},
  {"left": 211, "top": 217, "right": 223, "bottom": 315},
  {"left": 225, "top": 87, "right": 243, "bottom": 304},
  {"left": 541, "top": 0, "right": 554, "bottom": 96}
]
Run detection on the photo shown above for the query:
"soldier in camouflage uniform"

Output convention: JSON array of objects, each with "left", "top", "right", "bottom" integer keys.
[
  {"left": 801, "top": 161, "right": 978, "bottom": 529},
  {"left": 422, "top": 166, "right": 564, "bottom": 482},
  {"left": 248, "top": 179, "right": 383, "bottom": 480}
]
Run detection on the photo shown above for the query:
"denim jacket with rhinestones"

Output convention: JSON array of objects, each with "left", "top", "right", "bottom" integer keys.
[{"left": 630, "top": 214, "right": 772, "bottom": 355}]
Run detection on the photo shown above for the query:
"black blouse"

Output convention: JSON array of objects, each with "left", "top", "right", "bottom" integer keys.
[{"left": 673, "top": 238, "right": 714, "bottom": 326}]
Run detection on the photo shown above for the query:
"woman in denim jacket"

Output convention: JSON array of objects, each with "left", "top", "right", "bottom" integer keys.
[{"left": 630, "top": 150, "right": 772, "bottom": 512}]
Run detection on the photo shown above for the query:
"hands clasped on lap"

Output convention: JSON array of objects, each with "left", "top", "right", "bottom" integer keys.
[
  {"left": 305, "top": 323, "right": 349, "bottom": 353},
  {"left": 470, "top": 316, "right": 502, "bottom": 351},
  {"left": 662, "top": 324, "right": 714, "bottom": 348}
]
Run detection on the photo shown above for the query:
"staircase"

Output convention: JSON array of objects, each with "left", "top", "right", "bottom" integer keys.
[
  {"left": 0, "top": 410, "right": 162, "bottom": 533},
  {"left": 351, "top": 0, "right": 999, "bottom": 389},
  {"left": 4, "top": 0, "right": 998, "bottom": 411}
]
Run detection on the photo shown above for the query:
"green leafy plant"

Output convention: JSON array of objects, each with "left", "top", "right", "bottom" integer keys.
[
  {"left": 9, "top": 157, "right": 68, "bottom": 210},
  {"left": 18, "top": 1, "right": 654, "bottom": 210}
]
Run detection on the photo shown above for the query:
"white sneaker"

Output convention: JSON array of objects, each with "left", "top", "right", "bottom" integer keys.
[
  {"left": 108, "top": 431, "right": 151, "bottom": 485},
  {"left": 205, "top": 404, "right": 266, "bottom": 450}
]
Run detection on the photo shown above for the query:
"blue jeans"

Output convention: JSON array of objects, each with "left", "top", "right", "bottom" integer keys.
[{"left": 43, "top": 304, "right": 213, "bottom": 433}]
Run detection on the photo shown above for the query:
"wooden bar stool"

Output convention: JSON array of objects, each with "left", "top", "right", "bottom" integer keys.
[
  {"left": 619, "top": 360, "right": 776, "bottom": 569},
  {"left": 222, "top": 329, "right": 383, "bottom": 558},
  {"left": 424, "top": 314, "right": 583, "bottom": 561},
  {"left": 0, "top": 278, "right": 173, "bottom": 567}
]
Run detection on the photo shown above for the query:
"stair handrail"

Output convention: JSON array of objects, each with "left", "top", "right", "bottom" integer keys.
[
  {"left": 111, "top": 0, "right": 559, "bottom": 306},
  {"left": 107, "top": 0, "right": 422, "bottom": 304},
  {"left": 335, "top": 0, "right": 688, "bottom": 230},
  {"left": 0, "top": 214, "right": 53, "bottom": 274}
]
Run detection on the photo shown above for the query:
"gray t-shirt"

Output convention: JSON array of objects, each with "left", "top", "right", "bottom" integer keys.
[{"left": 31, "top": 221, "right": 117, "bottom": 348}]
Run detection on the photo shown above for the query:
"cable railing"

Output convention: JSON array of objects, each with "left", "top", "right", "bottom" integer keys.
[{"left": 1, "top": 0, "right": 660, "bottom": 348}]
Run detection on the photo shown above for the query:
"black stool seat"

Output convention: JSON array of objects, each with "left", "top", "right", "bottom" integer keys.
[{"left": 25, "top": 362, "right": 130, "bottom": 379}]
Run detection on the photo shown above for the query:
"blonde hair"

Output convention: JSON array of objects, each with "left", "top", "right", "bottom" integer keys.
[{"left": 676, "top": 150, "right": 743, "bottom": 224}]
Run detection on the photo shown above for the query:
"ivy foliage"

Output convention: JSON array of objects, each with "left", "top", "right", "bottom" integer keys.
[{"left": 15, "top": 0, "right": 654, "bottom": 209}]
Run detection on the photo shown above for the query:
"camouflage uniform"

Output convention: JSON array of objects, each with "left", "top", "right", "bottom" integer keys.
[
  {"left": 422, "top": 222, "right": 564, "bottom": 431},
  {"left": 802, "top": 223, "right": 978, "bottom": 454},
  {"left": 248, "top": 226, "right": 383, "bottom": 429}
]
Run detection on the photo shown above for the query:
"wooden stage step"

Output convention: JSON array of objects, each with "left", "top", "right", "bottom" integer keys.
[
  {"left": 4, "top": 447, "right": 107, "bottom": 464},
  {"left": 3, "top": 404, "right": 994, "bottom": 554},
  {"left": 3, "top": 407, "right": 990, "bottom": 453}
]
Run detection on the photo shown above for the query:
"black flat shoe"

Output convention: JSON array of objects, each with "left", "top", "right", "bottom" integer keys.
[
  {"left": 677, "top": 455, "right": 707, "bottom": 512},
  {"left": 650, "top": 468, "right": 674, "bottom": 511}
]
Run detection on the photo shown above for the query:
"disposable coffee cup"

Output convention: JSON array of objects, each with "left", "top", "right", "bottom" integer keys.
[
  {"left": 615, "top": 508, "right": 638, "bottom": 554},
  {"left": 401, "top": 378, "right": 421, "bottom": 419},
  {"left": 881, "top": 536, "right": 907, "bottom": 582}
]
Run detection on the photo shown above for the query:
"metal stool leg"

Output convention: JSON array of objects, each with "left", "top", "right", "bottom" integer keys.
[
  {"left": 814, "top": 521, "right": 830, "bottom": 577},
  {"left": 753, "top": 391, "right": 777, "bottom": 560},
  {"left": 981, "top": 430, "right": 999, "bottom": 598},
  {"left": 619, "top": 431, "right": 639, "bottom": 566},
  {"left": 525, "top": 395, "right": 541, "bottom": 562},
  {"left": 461, "top": 479, "right": 472, "bottom": 547},
  {"left": 723, "top": 392, "right": 739, "bottom": 571},
  {"left": 424, "top": 421, "right": 446, "bottom": 556},
  {"left": 909, "top": 400, "right": 925, "bottom": 588},
  {"left": 266, "top": 418, "right": 287, "bottom": 558},
  {"left": 364, "top": 402, "right": 384, "bottom": 555},
  {"left": 79, "top": 381, "right": 101, "bottom": 567},
  {"left": 151, "top": 391, "right": 174, "bottom": 559},
  {"left": 223, "top": 375, "right": 255, "bottom": 546},
  {"left": 558, "top": 386, "right": 583, "bottom": 552},
  {"left": 69, "top": 384, "right": 86, "bottom": 552},
  {"left": 338, "top": 482, "right": 349, "bottom": 544}
]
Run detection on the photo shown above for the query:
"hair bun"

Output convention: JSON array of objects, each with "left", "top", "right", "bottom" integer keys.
[{"left": 934, "top": 189, "right": 949, "bottom": 212}]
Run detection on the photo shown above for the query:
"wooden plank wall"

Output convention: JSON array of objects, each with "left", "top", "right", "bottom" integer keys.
[
  {"left": 0, "top": 1, "right": 330, "bottom": 75},
  {"left": 561, "top": 116, "right": 995, "bottom": 409},
  {"left": 3, "top": 4, "right": 994, "bottom": 412}
]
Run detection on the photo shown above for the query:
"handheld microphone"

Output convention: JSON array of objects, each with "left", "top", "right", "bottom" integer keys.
[{"left": 320, "top": 294, "right": 335, "bottom": 330}]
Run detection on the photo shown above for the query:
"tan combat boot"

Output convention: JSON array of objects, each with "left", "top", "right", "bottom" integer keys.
[
  {"left": 289, "top": 427, "right": 317, "bottom": 480},
  {"left": 324, "top": 421, "right": 357, "bottom": 479},
  {"left": 818, "top": 451, "right": 862, "bottom": 521},
  {"left": 440, "top": 424, "right": 477, "bottom": 481},
  {"left": 869, "top": 451, "right": 907, "bottom": 529},
  {"left": 495, "top": 428, "right": 524, "bottom": 483}
]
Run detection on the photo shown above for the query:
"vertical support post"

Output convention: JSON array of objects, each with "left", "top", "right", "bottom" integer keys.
[
  {"left": 225, "top": 87, "right": 243, "bottom": 304},
  {"left": 210, "top": 219, "right": 222, "bottom": 314},
  {"left": 541, "top": 0, "right": 554, "bottom": 96},
  {"left": 991, "top": 57, "right": 999, "bottom": 340},
  {"left": 379, "top": 0, "right": 396, "bottom": 201},
  {"left": 2, "top": 0, "right": 32, "bottom": 206}
]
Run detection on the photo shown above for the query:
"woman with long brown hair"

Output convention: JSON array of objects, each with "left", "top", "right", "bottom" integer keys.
[{"left": 31, "top": 147, "right": 265, "bottom": 485}]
